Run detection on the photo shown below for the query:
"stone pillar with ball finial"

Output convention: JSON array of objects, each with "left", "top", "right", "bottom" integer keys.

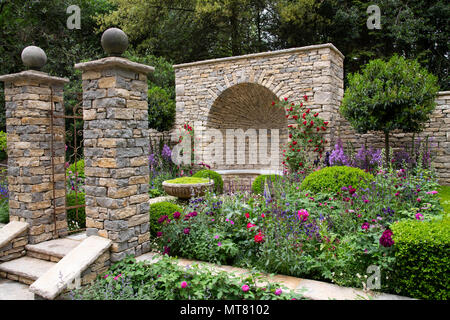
[
  {"left": 0, "top": 46, "right": 69, "bottom": 244},
  {"left": 74, "top": 28, "right": 154, "bottom": 261}
]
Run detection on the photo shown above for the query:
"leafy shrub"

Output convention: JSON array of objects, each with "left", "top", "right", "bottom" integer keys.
[
  {"left": 67, "top": 159, "right": 85, "bottom": 178},
  {"left": 390, "top": 216, "right": 450, "bottom": 299},
  {"left": 251, "top": 174, "right": 282, "bottom": 195},
  {"left": 70, "top": 255, "right": 304, "bottom": 300},
  {"left": 192, "top": 169, "right": 223, "bottom": 193},
  {"left": 149, "top": 201, "right": 183, "bottom": 236},
  {"left": 300, "top": 166, "right": 374, "bottom": 195},
  {"left": 66, "top": 192, "right": 85, "bottom": 231}
]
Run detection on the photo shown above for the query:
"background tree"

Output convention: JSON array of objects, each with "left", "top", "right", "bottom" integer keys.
[{"left": 340, "top": 55, "right": 440, "bottom": 165}]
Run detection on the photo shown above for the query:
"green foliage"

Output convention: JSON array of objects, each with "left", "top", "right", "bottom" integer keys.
[
  {"left": 147, "top": 86, "right": 175, "bottom": 132},
  {"left": 192, "top": 169, "right": 223, "bottom": 194},
  {"left": 66, "top": 192, "right": 86, "bottom": 231},
  {"left": 390, "top": 216, "right": 450, "bottom": 299},
  {"left": 70, "top": 255, "right": 304, "bottom": 300},
  {"left": 149, "top": 201, "right": 183, "bottom": 236},
  {"left": 67, "top": 159, "right": 85, "bottom": 178},
  {"left": 341, "top": 55, "right": 439, "bottom": 135},
  {"left": 300, "top": 166, "right": 374, "bottom": 195},
  {"left": 0, "top": 131, "right": 6, "bottom": 161},
  {"left": 437, "top": 186, "right": 450, "bottom": 214},
  {"left": 0, "top": 200, "right": 8, "bottom": 224},
  {"left": 251, "top": 174, "right": 282, "bottom": 195}
]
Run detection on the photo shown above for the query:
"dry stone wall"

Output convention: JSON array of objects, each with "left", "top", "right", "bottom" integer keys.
[
  {"left": 171, "top": 45, "right": 449, "bottom": 185},
  {"left": 173, "top": 44, "right": 344, "bottom": 172}
]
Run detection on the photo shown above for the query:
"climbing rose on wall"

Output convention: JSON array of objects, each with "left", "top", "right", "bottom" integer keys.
[{"left": 276, "top": 97, "right": 328, "bottom": 173}]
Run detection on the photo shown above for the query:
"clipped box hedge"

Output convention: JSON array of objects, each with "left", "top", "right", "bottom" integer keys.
[{"left": 390, "top": 215, "right": 450, "bottom": 300}]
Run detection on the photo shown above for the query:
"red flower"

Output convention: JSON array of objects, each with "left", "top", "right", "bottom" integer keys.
[
  {"left": 247, "top": 223, "right": 256, "bottom": 230},
  {"left": 245, "top": 212, "right": 250, "bottom": 218},
  {"left": 321, "top": 126, "right": 326, "bottom": 131},
  {"left": 303, "top": 95, "right": 308, "bottom": 101},
  {"left": 303, "top": 120, "right": 307, "bottom": 125},
  {"left": 324, "top": 121, "right": 328, "bottom": 125},
  {"left": 306, "top": 109, "right": 310, "bottom": 114},
  {"left": 272, "top": 101, "right": 275, "bottom": 106},
  {"left": 284, "top": 97, "right": 288, "bottom": 101},
  {"left": 314, "top": 113, "right": 318, "bottom": 117},
  {"left": 254, "top": 232, "right": 264, "bottom": 243},
  {"left": 292, "top": 141, "right": 297, "bottom": 145},
  {"left": 310, "top": 120, "right": 314, "bottom": 126},
  {"left": 302, "top": 113, "right": 306, "bottom": 119}
]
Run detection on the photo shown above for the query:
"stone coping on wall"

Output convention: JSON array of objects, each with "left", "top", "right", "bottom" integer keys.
[
  {"left": 0, "top": 70, "right": 69, "bottom": 84},
  {"left": 0, "top": 221, "right": 28, "bottom": 249},
  {"left": 173, "top": 43, "right": 345, "bottom": 69},
  {"left": 74, "top": 56, "right": 155, "bottom": 74}
]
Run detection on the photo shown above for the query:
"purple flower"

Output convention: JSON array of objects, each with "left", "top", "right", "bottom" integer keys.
[
  {"left": 415, "top": 213, "right": 423, "bottom": 220},
  {"left": 217, "top": 242, "right": 222, "bottom": 247},
  {"left": 329, "top": 139, "right": 350, "bottom": 166},
  {"left": 163, "top": 246, "right": 170, "bottom": 255},
  {"left": 361, "top": 222, "right": 370, "bottom": 230},
  {"left": 161, "top": 144, "right": 172, "bottom": 161},
  {"left": 156, "top": 231, "right": 163, "bottom": 237},
  {"left": 214, "top": 235, "right": 219, "bottom": 239},
  {"left": 275, "top": 288, "right": 282, "bottom": 296},
  {"left": 181, "top": 281, "right": 188, "bottom": 288},
  {"left": 158, "top": 215, "right": 168, "bottom": 224},
  {"left": 242, "top": 285, "right": 249, "bottom": 292},
  {"left": 173, "top": 211, "right": 181, "bottom": 219},
  {"left": 183, "top": 228, "right": 190, "bottom": 235},
  {"left": 379, "top": 229, "right": 394, "bottom": 247}
]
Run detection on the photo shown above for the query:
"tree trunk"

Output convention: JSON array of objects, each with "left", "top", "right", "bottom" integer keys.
[{"left": 385, "top": 131, "right": 390, "bottom": 166}]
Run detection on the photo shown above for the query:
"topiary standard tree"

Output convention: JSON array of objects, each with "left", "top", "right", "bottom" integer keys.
[{"left": 340, "top": 55, "right": 439, "bottom": 165}]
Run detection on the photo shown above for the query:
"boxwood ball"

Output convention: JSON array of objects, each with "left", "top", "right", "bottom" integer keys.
[
  {"left": 101, "top": 28, "right": 129, "bottom": 56},
  {"left": 21, "top": 46, "right": 47, "bottom": 69}
]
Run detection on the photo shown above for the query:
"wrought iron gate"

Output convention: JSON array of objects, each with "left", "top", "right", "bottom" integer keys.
[{"left": 50, "top": 91, "right": 85, "bottom": 237}]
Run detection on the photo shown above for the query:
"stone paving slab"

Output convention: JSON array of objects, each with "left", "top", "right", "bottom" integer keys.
[
  {"left": 0, "top": 256, "right": 56, "bottom": 280},
  {"left": 0, "top": 279, "right": 34, "bottom": 300},
  {"left": 26, "top": 238, "right": 82, "bottom": 258},
  {"left": 136, "top": 252, "right": 415, "bottom": 300}
]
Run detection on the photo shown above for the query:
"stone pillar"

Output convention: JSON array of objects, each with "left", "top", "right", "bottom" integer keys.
[
  {"left": 0, "top": 46, "right": 69, "bottom": 244},
  {"left": 74, "top": 28, "right": 154, "bottom": 262}
]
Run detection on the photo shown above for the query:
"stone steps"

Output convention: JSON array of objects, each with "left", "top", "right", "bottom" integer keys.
[
  {"left": 25, "top": 238, "right": 82, "bottom": 262},
  {"left": 0, "top": 256, "right": 56, "bottom": 285}
]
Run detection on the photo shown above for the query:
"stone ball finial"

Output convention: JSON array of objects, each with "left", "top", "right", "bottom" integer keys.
[
  {"left": 101, "top": 28, "right": 129, "bottom": 56},
  {"left": 21, "top": 46, "right": 47, "bottom": 69}
]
